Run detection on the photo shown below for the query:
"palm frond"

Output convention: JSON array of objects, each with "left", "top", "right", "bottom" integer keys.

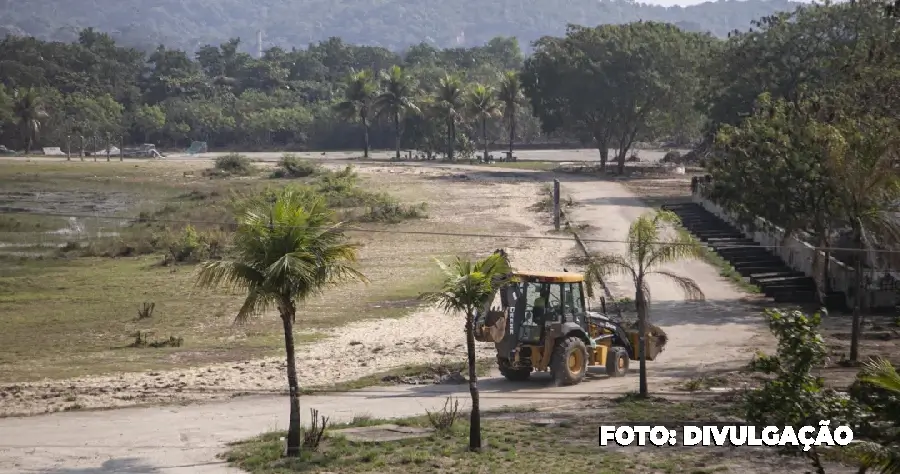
[
  {"left": 580, "top": 252, "right": 636, "bottom": 300},
  {"left": 234, "top": 289, "right": 275, "bottom": 325},
  {"left": 649, "top": 270, "right": 705, "bottom": 301},
  {"left": 860, "top": 357, "right": 900, "bottom": 393},
  {"left": 194, "top": 260, "right": 264, "bottom": 290},
  {"left": 831, "top": 440, "right": 900, "bottom": 474}
]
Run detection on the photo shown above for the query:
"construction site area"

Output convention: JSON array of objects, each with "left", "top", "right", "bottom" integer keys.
[{"left": 0, "top": 150, "right": 893, "bottom": 473}]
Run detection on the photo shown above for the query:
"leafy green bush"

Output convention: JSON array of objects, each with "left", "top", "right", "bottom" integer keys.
[
  {"left": 210, "top": 153, "right": 254, "bottom": 176},
  {"left": 271, "top": 153, "right": 322, "bottom": 178},
  {"left": 745, "top": 309, "right": 863, "bottom": 472}
]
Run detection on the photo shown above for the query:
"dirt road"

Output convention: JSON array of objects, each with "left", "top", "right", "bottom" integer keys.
[{"left": 0, "top": 170, "right": 770, "bottom": 473}]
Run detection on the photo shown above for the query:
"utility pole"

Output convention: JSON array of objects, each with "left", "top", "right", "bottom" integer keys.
[{"left": 553, "top": 179, "right": 561, "bottom": 231}]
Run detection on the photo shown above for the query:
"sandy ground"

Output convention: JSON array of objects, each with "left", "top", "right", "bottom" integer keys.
[
  {"left": 0, "top": 164, "right": 774, "bottom": 473},
  {"left": 0, "top": 163, "right": 575, "bottom": 417}
]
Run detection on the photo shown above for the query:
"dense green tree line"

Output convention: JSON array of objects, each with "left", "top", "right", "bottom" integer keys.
[
  {"left": 0, "top": 33, "right": 562, "bottom": 153},
  {"left": 0, "top": 0, "right": 802, "bottom": 53}
]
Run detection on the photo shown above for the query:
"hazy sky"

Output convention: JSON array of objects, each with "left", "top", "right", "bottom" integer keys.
[{"left": 642, "top": 0, "right": 813, "bottom": 6}]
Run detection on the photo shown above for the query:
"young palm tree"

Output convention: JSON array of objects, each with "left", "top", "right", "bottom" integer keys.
[
  {"left": 13, "top": 88, "right": 47, "bottom": 155},
  {"left": 334, "top": 70, "right": 376, "bottom": 158},
  {"left": 844, "top": 358, "right": 900, "bottom": 472},
  {"left": 497, "top": 71, "right": 523, "bottom": 160},
  {"left": 574, "top": 210, "right": 704, "bottom": 397},
  {"left": 434, "top": 75, "right": 465, "bottom": 161},
  {"left": 467, "top": 84, "right": 501, "bottom": 162},
  {"left": 424, "top": 250, "right": 514, "bottom": 451},
  {"left": 195, "top": 189, "right": 366, "bottom": 457},
  {"left": 373, "top": 65, "right": 420, "bottom": 160}
]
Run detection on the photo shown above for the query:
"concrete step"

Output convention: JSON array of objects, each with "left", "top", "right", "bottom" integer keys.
[
  {"left": 760, "top": 285, "right": 816, "bottom": 298},
  {"left": 774, "top": 291, "right": 817, "bottom": 303},
  {"left": 738, "top": 266, "right": 793, "bottom": 278},
  {"left": 753, "top": 275, "right": 815, "bottom": 285},
  {"left": 732, "top": 258, "right": 787, "bottom": 267},
  {"left": 749, "top": 270, "right": 807, "bottom": 280}
]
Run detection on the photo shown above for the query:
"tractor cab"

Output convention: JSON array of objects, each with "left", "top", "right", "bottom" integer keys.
[{"left": 475, "top": 270, "right": 656, "bottom": 386}]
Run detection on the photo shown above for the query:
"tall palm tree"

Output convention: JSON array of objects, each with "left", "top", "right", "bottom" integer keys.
[
  {"left": 467, "top": 84, "right": 501, "bottom": 163},
  {"left": 497, "top": 71, "right": 523, "bottom": 160},
  {"left": 13, "top": 88, "right": 47, "bottom": 155},
  {"left": 195, "top": 189, "right": 366, "bottom": 457},
  {"left": 373, "top": 65, "right": 420, "bottom": 160},
  {"left": 334, "top": 70, "right": 376, "bottom": 158},
  {"left": 824, "top": 113, "right": 900, "bottom": 363},
  {"left": 573, "top": 210, "right": 704, "bottom": 397},
  {"left": 435, "top": 75, "right": 465, "bottom": 161},
  {"left": 424, "top": 250, "right": 514, "bottom": 452}
]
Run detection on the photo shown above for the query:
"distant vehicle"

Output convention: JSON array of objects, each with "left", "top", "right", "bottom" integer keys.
[
  {"left": 0, "top": 145, "right": 13, "bottom": 154},
  {"left": 123, "top": 143, "right": 162, "bottom": 158}
]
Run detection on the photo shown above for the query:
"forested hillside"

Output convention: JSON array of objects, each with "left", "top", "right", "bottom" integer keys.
[{"left": 0, "top": 0, "right": 802, "bottom": 52}]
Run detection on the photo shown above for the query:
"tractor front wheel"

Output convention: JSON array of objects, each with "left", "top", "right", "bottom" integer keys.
[
  {"left": 498, "top": 357, "right": 532, "bottom": 381},
  {"left": 551, "top": 336, "right": 588, "bottom": 386},
  {"left": 606, "top": 346, "right": 629, "bottom": 377}
]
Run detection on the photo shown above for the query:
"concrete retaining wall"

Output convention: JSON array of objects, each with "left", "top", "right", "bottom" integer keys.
[{"left": 691, "top": 187, "right": 896, "bottom": 309}]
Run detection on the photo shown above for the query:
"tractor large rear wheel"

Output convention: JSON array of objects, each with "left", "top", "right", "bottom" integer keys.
[{"left": 551, "top": 336, "right": 588, "bottom": 386}]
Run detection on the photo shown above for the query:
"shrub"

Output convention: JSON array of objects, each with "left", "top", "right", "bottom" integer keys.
[
  {"left": 744, "top": 309, "right": 863, "bottom": 472},
  {"left": 360, "top": 201, "right": 427, "bottom": 223},
  {"left": 271, "top": 154, "right": 321, "bottom": 178},
  {"left": 211, "top": 153, "right": 254, "bottom": 176}
]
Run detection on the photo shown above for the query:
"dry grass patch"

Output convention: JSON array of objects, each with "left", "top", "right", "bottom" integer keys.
[{"left": 223, "top": 394, "right": 841, "bottom": 474}]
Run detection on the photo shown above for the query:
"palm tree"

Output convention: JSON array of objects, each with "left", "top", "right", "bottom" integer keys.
[
  {"left": 13, "top": 88, "right": 47, "bottom": 155},
  {"left": 844, "top": 358, "right": 900, "bottom": 473},
  {"left": 424, "top": 250, "right": 514, "bottom": 452},
  {"left": 497, "top": 71, "right": 523, "bottom": 160},
  {"left": 826, "top": 116, "right": 900, "bottom": 363},
  {"left": 434, "top": 75, "right": 465, "bottom": 161},
  {"left": 573, "top": 210, "right": 704, "bottom": 397},
  {"left": 194, "top": 189, "right": 366, "bottom": 457},
  {"left": 334, "top": 70, "right": 376, "bottom": 158},
  {"left": 373, "top": 65, "right": 420, "bottom": 160},
  {"left": 467, "top": 84, "right": 501, "bottom": 163}
]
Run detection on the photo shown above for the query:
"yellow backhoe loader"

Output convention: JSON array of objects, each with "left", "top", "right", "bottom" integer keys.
[{"left": 474, "top": 269, "right": 667, "bottom": 386}]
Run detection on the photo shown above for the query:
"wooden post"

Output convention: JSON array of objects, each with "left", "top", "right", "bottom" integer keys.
[
  {"left": 79, "top": 135, "right": 85, "bottom": 161},
  {"left": 553, "top": 179, "right": 561, "bottom": 231},
  {"left": 66, "top": 135, "right": 71, "bottom": 161},
  {"left": 120, "top": 136, "right": 124, "bottom": 161},
  {"left": 106, "top": 133, "right": 111, "bottom": 162}
]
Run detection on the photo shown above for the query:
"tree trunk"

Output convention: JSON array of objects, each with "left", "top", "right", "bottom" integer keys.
[
  {"left": 508, "top": 112, "right": 515, "bottom": 159},
  {"left": 482, "top": 117, "right": 488, "bottom": 163},
  {"left": 362, "top": 115, "right": 370, "bottom": 158},
  {"left": 465, "top": 312, "right": 482, "bottom": 451},
  {"left": 280, "top": 303, "right": 303, "bottom": 457},
  {"left": 594, "top": 134, "right": 609, "bottom": 172},
  {"left": 616, "top": 148, "right": 627, "bottom": 175},
  {"left": 636, "top": 283, "right": 649, "bottom": 397},
  {"left": 850, "top": 223, "right": 863, "bottom": 363},
  {"left": 447, "top": 115, "right": 455, "bottom": 161},
  {"left": 394, "top": 112, "right": 401, "bottom": 161}
]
